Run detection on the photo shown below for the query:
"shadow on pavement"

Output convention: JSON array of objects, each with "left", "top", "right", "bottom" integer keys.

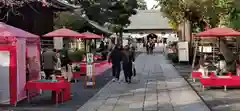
[{"left": 1, "top": 69, "right": 113, "bottom": 111}]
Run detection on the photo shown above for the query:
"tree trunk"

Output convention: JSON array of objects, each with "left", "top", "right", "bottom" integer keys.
[
  {"left": 218, "top": 39, "right": 234, "bottom": 62},
  {"left": 217, "top": 38, "right": 236, "bottom": 72},
  {"left": 119, "top": 27, "right": 123, "bottom": 45}
]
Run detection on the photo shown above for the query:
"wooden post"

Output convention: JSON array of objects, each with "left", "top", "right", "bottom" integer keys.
[{"left": 191, "top": 39, "right": 199, "bottom": 79}]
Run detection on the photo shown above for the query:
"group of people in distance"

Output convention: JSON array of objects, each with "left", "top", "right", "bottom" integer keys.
[
  {"left": 146, "top": 39, "right": 155, "bottom": 54},
  {"left": 108, "top": 43, "right": 136, "bottom": 83}
]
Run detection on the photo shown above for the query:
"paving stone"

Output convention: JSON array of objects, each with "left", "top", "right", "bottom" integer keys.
[
  {"left": 145, "top": 93, "right": 157, "bottom": 101},
  {"left": 157, "top": 92, "right": 171, "bottom": 105},
  {"left": 173, "top": 102, "right": 210, "bottom": 111},
  {"left": 158, "top": 103, "right": 173, "bottom": 111},
  {"left": 78, "top": 53, "right": 211, "bottom": 111},
  {"left": 113, "top": 106, "right": 130, "bottom": 111},
  {"left": 143, "top": 101, "right": 158, "bottom": 111},
  {"left": 129, "top": 102, "right": 144, "bottom": 109},
  {"left": 97, "top": 105, "right": 114, "bottom": 111},
  {"left": 104, "top": 98, "right": 119, "bottom": 105}
]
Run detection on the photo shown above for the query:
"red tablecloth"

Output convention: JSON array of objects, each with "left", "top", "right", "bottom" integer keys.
[
  {"left": 72, "top": 61, "right": 112, "bottom": 79},
  {"left": 52, "top": 77, "right": 71, "bottom": 103},
  {"left": 73, "top": 72, "right": 81, "bottom": 79},
  {"left": 25, "top": 80, "right": 71, "bottom": 103},
  {"left": 191, "top": 71, "right": 202, "bottom": 78},
  {"left": 25, "top": 80, "right": 66, "bottom": 92},
  {"left": 200, "top": 76, "right": 240, "bottom": 87}
]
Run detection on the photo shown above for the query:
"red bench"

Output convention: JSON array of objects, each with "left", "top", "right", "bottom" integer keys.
[
  {"left": 191, "top": 71, "right": 203, "bottom": 82},
  {"left": 199, "top": 72, "right": 240, "bottom": 91}
]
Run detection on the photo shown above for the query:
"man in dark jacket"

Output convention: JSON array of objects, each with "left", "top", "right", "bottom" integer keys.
[
  {"left": 61, "top": 44, "right": 71, "bottom": 71},
  {"left": 42, "top": 49, "right": 57, "bottom": 79},
  {"left": 108, "top": 44, "right": 122, "bottom": 81},
  {"left": 122, "top": 45, "right": 135, "bottom": 83}
]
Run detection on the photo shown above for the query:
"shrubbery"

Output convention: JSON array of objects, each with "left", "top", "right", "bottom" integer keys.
[
  {"left": 167, "top": 53, "right": 178, "bottom": 63},
  {"left": 69, "top": 49, "right": 86, "bottom": 62}
]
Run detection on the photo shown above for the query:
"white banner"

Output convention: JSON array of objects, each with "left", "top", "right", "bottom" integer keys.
[
  {"left": 178, "top": 42, "right": 189, "bottom": 62},
  {"left": 54, "top": 37, "right": 63, "bottom": 50}
]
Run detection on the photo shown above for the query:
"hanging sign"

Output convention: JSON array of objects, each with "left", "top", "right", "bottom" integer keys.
[
  {"left": 87, "top": 64, "right": 93, "bottom": 76},
  {"left": 86, "top": 53, "right": 93, "bottom": 63},
  {"left": 53, "top": 37, "right": 63, "bottom": 50}
]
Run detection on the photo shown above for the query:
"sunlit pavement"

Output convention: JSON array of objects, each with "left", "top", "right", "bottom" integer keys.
[{"left": 77, "top": 49, "right": 210, "bottom": 111}]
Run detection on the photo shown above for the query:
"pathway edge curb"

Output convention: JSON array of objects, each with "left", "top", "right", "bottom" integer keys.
[
  {"left": 77, "top": 80, "right": 113, "bottom": 111},
  {"left": 168, "top": 57, "right": 213, "bottom": 111}
]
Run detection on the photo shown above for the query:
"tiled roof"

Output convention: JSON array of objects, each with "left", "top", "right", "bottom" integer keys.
[{"left": 125, "top": 10, "right": 172, "bottom": 30}]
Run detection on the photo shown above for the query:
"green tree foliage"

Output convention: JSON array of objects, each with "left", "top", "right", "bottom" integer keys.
[
  {"left": 157, "top": 0, "right": 240, "bottom": 71},
  {"left": 74, "top": 0, "right": 138, "bottom": 39},
  {"left": 54, "top": 12, "right": 86, "bottom": 31},
  {"left": 54, "top": 0, "right": 138, "bottom": 37},
  {"left": 156, "top": 0, "right": 235, "bottom": 29},
  {"left": 229, "top": 0, "right": 240, "bottom": 29},
  {"left": 168, "top": 20, "right": 178, "bottom": 30}
]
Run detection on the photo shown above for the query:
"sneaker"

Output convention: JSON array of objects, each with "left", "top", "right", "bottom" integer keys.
[
  {"left": 128, "top": 80, "right": 132, "bottom": 84},
  {"left": 112, "top": 78, "right": 116, "bottom": 82}
]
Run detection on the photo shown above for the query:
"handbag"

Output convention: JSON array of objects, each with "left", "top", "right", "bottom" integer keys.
[{"left": 132, "top": 62, "right": 136, "bottom": 76}]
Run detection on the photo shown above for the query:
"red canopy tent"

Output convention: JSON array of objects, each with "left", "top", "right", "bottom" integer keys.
[
  {"left": 81, "top": 32, "right": 102, "bottom": 39},
  {"left": 195, "top": 27, "right": 240, "bottom": 37},
  {"left": 80, "top": 32, "right": 103, "bottom": 52},
  {"left": 43, "top": 27, "right": 84, "bottom": 38},
  {"left": 0, "top": 22, "right": 40, "bottom": 105},
  {"left": 192, "top": 27, "right": 240, "bottom": 76}
]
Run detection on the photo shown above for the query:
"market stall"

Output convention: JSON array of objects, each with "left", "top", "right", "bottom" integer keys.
[
  {"left": 43, "top": 28, "right": 85, "bottom": 78},
  {"left": 0, "top": 22, "right": 40, "bottom": 105},
  {"left": 191, "top": 27, "right": 240, "bottom": 91}
]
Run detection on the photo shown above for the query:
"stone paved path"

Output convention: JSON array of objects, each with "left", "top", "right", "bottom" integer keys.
[{"left": 78, "top": 53, "right": 211, "bottom": 111}]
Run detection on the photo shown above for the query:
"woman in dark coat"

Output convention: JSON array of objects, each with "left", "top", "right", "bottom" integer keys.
[
  {"left": 122, "top": 45, "right": 135, "bottom": 83},
  {"left": 108, "top": 44, "right": 122, "bottom": 81}
]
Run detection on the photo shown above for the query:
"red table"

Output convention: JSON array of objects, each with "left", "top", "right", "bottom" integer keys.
[
  {"left": 72, "top": 61, "right": 110, "bottom": 81},
  {"left": 25, "top": 79, "right": 71, "bottom": 105}
]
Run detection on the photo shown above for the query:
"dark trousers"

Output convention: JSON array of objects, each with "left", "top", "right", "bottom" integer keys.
[
  {"left": 44, "top": 69, "right": 54, "bottom": 79},
  {"left": 150, "top": 47, "right": 153, "bottom": 54},
  {"left": 112, "top": 64, "right": 121, "bottom": 79},
  {"left": 146, "top": 47, "right": 149, "bottom": 54},
  {"left": 123, "top": 63, "right": 132, "bottom": 82}
]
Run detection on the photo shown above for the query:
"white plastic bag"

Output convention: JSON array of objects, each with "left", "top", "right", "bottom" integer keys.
[{"left": 40, "top": 71, "right": 46, "bottom": 79}]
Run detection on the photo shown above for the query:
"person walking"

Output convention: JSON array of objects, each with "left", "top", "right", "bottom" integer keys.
[
  {"left": 42, "top": 48, "right": 57, "bottom": 79},
  {"left": 149, "top": 40, "right": 154, "bottom": 54},
  {"left": 61, "top": 44, "right": 71, "bottom": 72},
  {"left": 130, "top": 44, "right": 136, "bottom": 77},
  {"left": 108, "top": 44, "right": 122, "bottom": 82},
  {"left": 122, "top": 45, "right": 134, "bottom": 83},
  {"left": 146, "top": 41, "right": 150, "bottom": 54}
]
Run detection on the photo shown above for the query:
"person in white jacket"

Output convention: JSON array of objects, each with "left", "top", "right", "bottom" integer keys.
[{"left": 55, "top": 51, "right": 61, "bottom": 70}]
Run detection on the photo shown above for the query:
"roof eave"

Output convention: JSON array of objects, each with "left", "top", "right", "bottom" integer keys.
[
  {"left": 50, "top": 0, "right": 81, "bottom": 10},
  {"left": 86, "top": 19, "right": 113, "bottom": 35},
  {"left": 124, "top": 28, "right": 173, "bottom": 30}
]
